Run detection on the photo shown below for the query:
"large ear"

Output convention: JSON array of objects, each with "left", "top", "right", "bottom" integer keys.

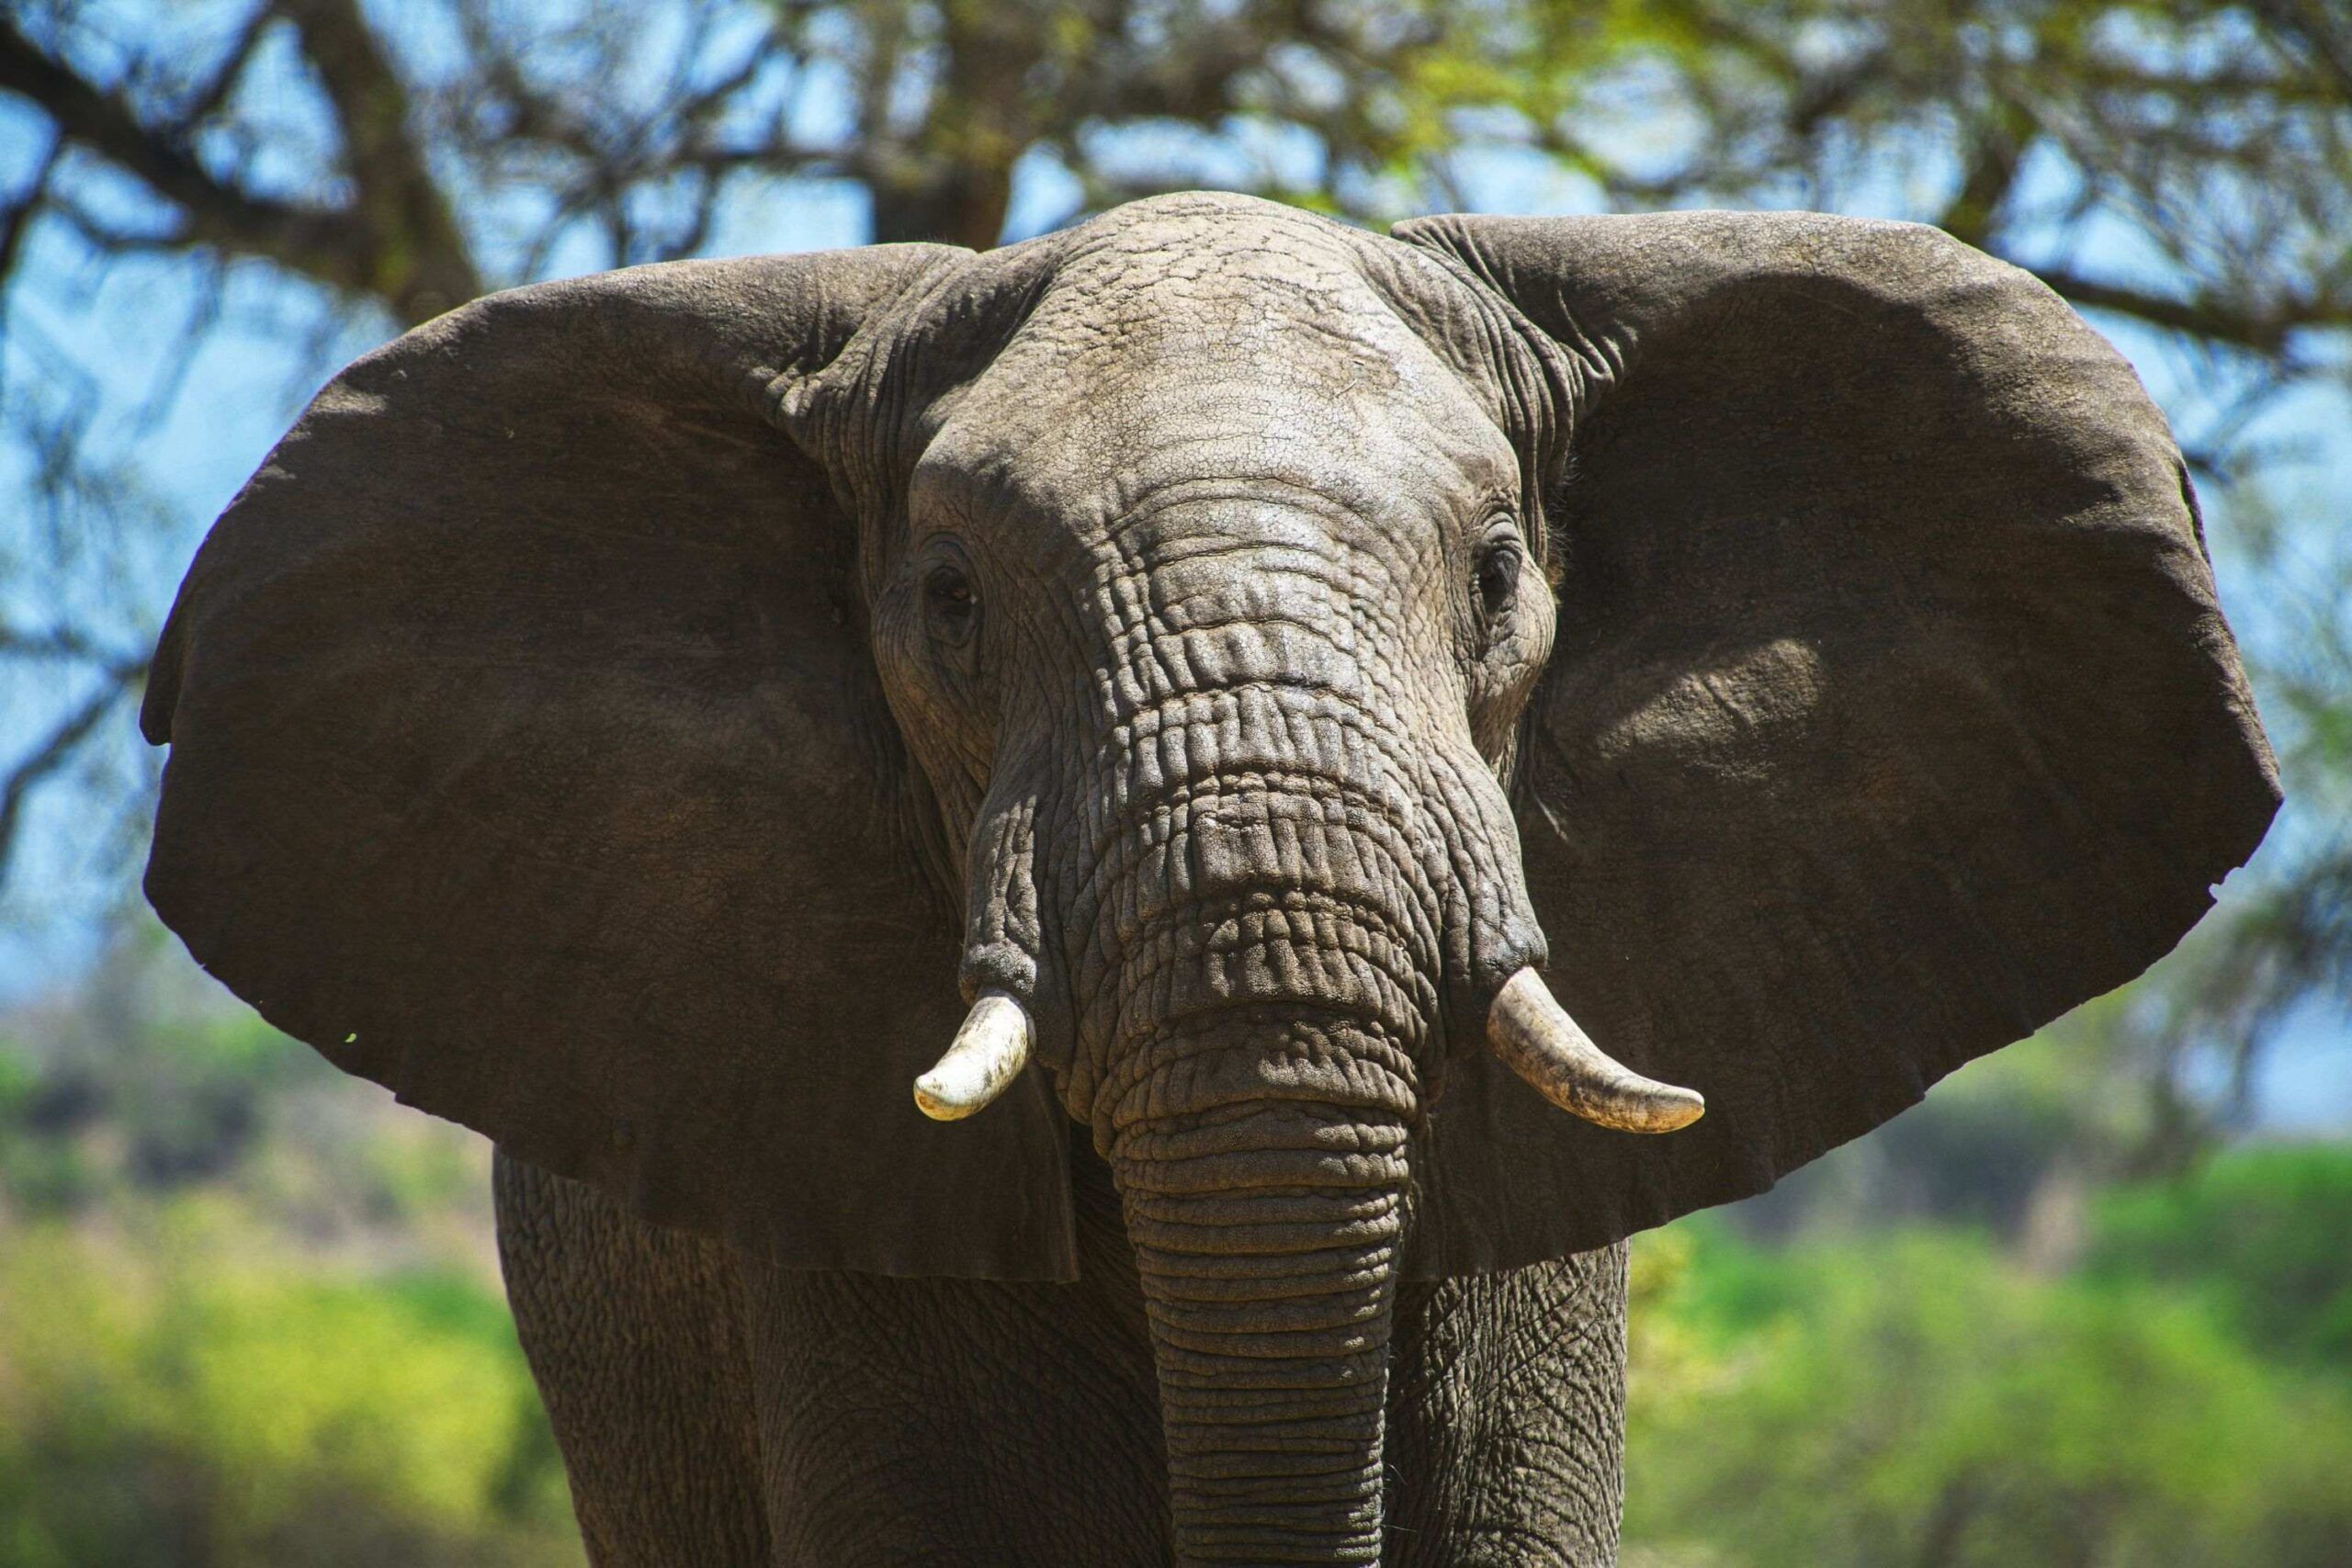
[
  {"left": 142, "top": 250, "right": 1081, "bottom": 1280},
  {"left": 1394, "top": 210, "right": 2279, "bottom": 1274}
]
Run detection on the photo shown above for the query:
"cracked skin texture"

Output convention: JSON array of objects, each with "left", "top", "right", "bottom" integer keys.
[
  {"left": 143, "top": 193, "right": 2276, "bottom": 1562},
  {"left": 495, "top": 1145, "right": 1628, "bottom": 1566}
]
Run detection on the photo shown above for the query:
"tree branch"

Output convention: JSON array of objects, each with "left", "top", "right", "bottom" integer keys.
[
  {"left": 278, "top": 0, "right": 481, "bottom": 319},
  {"left": 0, "top": 18, "right": 382, "bottom": 306},
  {"left": 2027, "top": 265, "right": 2352, "bottom": 355},
  {"left": 0, "top": 11, "right": 479, "bottom": 323},
  {"left": 0, "top": 21, "right": 308, "bottom": 246},
  {"left": 170, "top": 2, "right": 277, "bottom": 135},
  {"left": 0, "top": 662, "right": 148, "bottom": 891},
  {"left": 1937, "top": 115, "right": 2028, "bottom": 248}
]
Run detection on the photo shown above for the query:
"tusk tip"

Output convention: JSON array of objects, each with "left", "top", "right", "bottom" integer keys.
[
  {"left": 1488, "top": 966, "right": 1706, "bottom": 1135},
  {"left": 913, "top": 989, "right": 1034, "bottom": 1122},
  {"left": 1631, "top": 1087, "right": 1706, "bottom": 1134},
  {"left": 913, "top": 1075, "right": 980, "bottom": 1122}
]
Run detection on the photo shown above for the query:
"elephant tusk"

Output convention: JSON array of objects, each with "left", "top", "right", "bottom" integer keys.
[
  {"left": 1487, "top": 968, "right": 1704, "bottom": 1134},
  {"left": 914, "top": 989, "right": 1034, "bottom": 1122}
]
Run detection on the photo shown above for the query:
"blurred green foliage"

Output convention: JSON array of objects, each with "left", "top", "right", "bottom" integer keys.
[
  {"left": 0, "top": 942, "right": 582, "bottom": 1568},
  {"left": 1623, "top": 1183, "right": 2352, "bottom": 1566},
  {"left": 2088, "top": 1144, "right": 2352, "bottom": 1370},
  {"left": 5, "top": 938, "right": 2346, "bottom": 1564},
  {"left": 0, "top": 1209, "right": 577, "bottom": 1567}
]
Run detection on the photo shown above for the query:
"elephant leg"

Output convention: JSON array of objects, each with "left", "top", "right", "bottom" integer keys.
[
  {"left": 493, "top": 1147, "right": 773, "bottom": 1566},
  {"left": 742, "top": 1139, "right": 1170, "bottom": 1567},
  {"left": 1386, "top": 1243, "right": 1630, "bottom": 1567}
]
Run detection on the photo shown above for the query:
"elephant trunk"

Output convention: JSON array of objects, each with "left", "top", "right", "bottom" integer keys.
[
  {"left": 1109, "top": 1025, "right": 1414, "bottom": 1567},
  {"left": 1024, "top": 558, "right": 1510, "bottom": 1558}
]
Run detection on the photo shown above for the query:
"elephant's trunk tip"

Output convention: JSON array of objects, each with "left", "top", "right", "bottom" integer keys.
[
  {"left": 914, "top": 989, "right": 1033, "bottom": 1121},
  {"left": 1487, "top": 967, "right": 1704, "bottom": 1134}
]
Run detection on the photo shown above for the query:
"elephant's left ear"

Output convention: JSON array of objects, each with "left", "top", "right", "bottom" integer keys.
[
  {"left": 1394, "top": 210, "right": 2280, "bottom": 1273},
  {"left": 142, "top": 251, "right": 1081, "bottom": 1281}
]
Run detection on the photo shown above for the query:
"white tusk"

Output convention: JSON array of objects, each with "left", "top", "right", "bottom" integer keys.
[
  {"left": 914, "top": 989, "right": 1035, "bottom": 1122},
  {"left": 1487, "top": 967, "right": 1704, "bottom": 1134}
]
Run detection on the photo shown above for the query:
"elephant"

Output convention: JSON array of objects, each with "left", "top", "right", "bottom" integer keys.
[{"left": 140, "top": 192, "right": 2278, "bottom": 1565}]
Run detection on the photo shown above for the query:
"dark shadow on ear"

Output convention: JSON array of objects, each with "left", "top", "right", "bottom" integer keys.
[
  {"left": 142, "top": 249, "right": 1081, "bottom": 1280},
  {"left": 1391, "top": 210, "right": 2279, "bottom": 1274}
]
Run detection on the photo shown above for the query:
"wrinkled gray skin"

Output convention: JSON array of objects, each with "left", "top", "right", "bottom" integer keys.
[
  {"left": 142, "top": 187, "right": 2279, "bottom": 1567},
  {"left": 496, "top": 1149, "right": 1628, "bottom": 1566},
  {"left": 504, "top": 201, "right": 1619, "bottom": 1564}
]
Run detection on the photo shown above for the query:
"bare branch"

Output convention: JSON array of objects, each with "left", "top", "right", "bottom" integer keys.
[
  {"left": 0, "top": 662, "right": 148, "bottom": 890},
  {"left": 1938, "top": 116, "right": 2028, "bottom": 248},
  {"left": 277, "top": 0, "right": 481, "bottom": 318},
  {"left": 0, "top": 128, "right": 62, "bottom": 361},
  {"left": 0, "top": 17, "right": 392, "bottom": 309},
  {"left": 0, "top": 20, "right": 303, "bottom": 242},
  {"left": 0, "top": 623, "right": 141, "bottom": 666},
  {"left": 169, "top": 1, "right": 277, "bottom": 135},
  {"left": 2028, "top": 265, "right": 2352, "bottom": 355}
]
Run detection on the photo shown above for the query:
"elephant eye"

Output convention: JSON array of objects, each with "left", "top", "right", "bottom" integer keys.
[
  {"left": 1475, "top": 540, "right": 1521, "bottom": 627},
  {"left": 924, "top": 559, "right": 979, "bottom": 647}
]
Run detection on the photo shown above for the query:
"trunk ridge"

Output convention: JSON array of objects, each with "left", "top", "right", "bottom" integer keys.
[{"left": 1115, "top": 1099, "right": 1410, "bottom": 1568}]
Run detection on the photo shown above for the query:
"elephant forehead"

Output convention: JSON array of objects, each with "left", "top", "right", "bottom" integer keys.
[
  {"left": 911, "top": 282, "right": 1515, "bottom": 543},
  {"left": 1023, "top": 205, "right": 1450, "bottom": 390},
  {"left": 912, "top": 386, "right": 1515, "bottom": 586}
]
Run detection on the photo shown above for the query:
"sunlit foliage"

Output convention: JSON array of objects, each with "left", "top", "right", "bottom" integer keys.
[{"left": 1624, "top": 1197, "right": 2352, "bottom": 1566}]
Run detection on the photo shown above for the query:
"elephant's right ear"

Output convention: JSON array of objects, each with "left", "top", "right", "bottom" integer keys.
[
  {"left": 141, "top": 250, "right": 1083, "bottom": 1280},
  {"left": 1394, "top": 211, "right": 2280, "bottom": 1271}
]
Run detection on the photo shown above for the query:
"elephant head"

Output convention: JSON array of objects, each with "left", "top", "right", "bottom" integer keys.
[{"left": 142, "top": 194, "right": 2277, "bottom": 1564}]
